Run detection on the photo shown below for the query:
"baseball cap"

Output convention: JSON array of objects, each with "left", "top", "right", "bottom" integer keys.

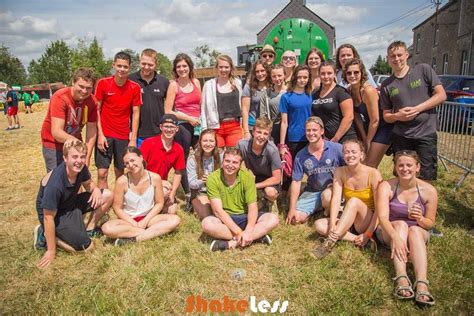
[{"left": 160, "top": 114, "right": 178, "bottom": 125}]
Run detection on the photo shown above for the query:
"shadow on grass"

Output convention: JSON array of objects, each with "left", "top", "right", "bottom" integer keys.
[{"left": 438, "top": 195, "right": 474, "bottom": 230}]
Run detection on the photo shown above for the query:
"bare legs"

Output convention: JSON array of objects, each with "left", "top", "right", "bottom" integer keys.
[
  {"left": 191, "top": 195, "right": 213, "bottom": 220},
  {"left": 380, "top": 221, "right": 431, "bottom": 300},
  {"left": 102, "top": 214, "right": 180, "bottom": 242},
  {"left": 365, "top": 143, "right": 390, "bottom": 168}
]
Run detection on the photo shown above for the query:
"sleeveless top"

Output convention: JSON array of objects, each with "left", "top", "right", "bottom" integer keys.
[
  {"left": 353, "top": 88, "right": 390, "bottom": 132},
  {"left": 174, "top": 80, "right": 201, "bottom": 118},
  {"left": 388, "top": 181, "right": 426, "bottom": 227},
  {"left": 123, "top": 171, "right": 155, "bottom": 218},
  {"left": 342, "top": 166, "right": 375, "bottom": 209}
]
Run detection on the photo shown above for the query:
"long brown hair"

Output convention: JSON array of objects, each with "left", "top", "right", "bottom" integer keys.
[
  {"left": 342, "top": 58, "right": 368, "bottom": 87},
  {"left": 287, "top": 65, "right": 312, "bottom": 95},
  {"left": 249, "top": 59, "right": 270, "bottom": 96},
  {"left": 194, "top": 129, "right": 221, "bottom": 178}
]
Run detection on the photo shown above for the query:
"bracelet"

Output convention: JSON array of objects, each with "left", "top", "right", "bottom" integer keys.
[
  {"left": 277, "top": 143, "right": 286, "bottom": 148},
  {"left": 364, "top": 231, "right": 373, "bottom": 239}
]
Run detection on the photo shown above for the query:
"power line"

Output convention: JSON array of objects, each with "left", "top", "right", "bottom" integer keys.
[{"left": 339, "top": 1, "right": 433, "bottom": 40}]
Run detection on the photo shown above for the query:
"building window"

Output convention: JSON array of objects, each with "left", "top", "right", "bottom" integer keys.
[
  {"left": 433, "top": 25, "right": 439, "bottom": 47},
  {"left": 432, "top": 57, "right": 437, "bottom": 71},
  {"left": 416, "top": 33, "right": 421, "bottom": 53},
  {"left": 460, "top": 50, "right": 468, "bottom": 75},
  {"left": 442, "top": 53, "right": 449, "bottom": 75}
]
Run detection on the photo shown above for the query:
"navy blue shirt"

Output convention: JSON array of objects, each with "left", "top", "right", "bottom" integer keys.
[
  {"left": 36, "top": 162, "right": 91, "bottom": 221},
  {"left": 129, "top": 71, "right": 169, "bottom": 138},
  {"left": 292, "top": 141, "right": 344, "bottom": 192},
  {"left": 279, "top": 91, "right": 312, "bottom": 142}
]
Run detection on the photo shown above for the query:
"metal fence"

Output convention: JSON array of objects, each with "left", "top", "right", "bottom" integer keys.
[{"left": 437, "top": 101, "right": 473, "bottom": 188}]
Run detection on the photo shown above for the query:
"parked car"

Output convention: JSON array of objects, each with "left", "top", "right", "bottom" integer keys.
[
  {"left": 373, "top": 75, "right": 389, "bottom": 89},
  {"left": 439, "top": 75, "right": 474, "bottom": 133}
]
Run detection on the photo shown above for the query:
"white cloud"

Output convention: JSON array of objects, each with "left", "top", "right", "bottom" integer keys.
[
  {"left": 134, "top": 20, "right": 178, "bottom": 41},
  {"left": 307, "top": 4, "right": 367, "bottom": 26},
  {"left": 8, "top": 15, "right": 58, "bottom": 36},
  {"left": 158, "top": 0, "right": 217, "bottom": 23}
]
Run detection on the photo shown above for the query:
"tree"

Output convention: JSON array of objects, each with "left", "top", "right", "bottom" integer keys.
[
  {"left": 0, "top": 45, "right": 27, "bottom": 85},
  {"left": 71, "top": 37, "right": 111, "bottom": 79},
  {"left": 122, "top": 49, "right": 140, "bottom": 73},
  {"left": 157, "top": 53, "right": 172, "bottom": 79},
  {"left": 28, "top": 40, "right": 72, "bottom": 84},
  {"left": 370, "top": 55, "right": 391, "bottom": 75},
  {"left": 193, "top": 44, "right": 221, "bottom": 68}
]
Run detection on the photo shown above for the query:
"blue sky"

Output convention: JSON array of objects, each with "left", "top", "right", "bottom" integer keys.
[{"left": 0, "top": 0, "right": 442, "bottom": 69}]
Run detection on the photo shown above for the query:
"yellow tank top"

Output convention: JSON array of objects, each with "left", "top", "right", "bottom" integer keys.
[{"left": 342, "top": 166, "right": 375, "bottom": 209}]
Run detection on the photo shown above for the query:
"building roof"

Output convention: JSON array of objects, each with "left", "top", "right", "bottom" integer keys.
[
  {"left": 412, "top": 0, "right": 456, "bottom": 31},
  {"left": 257, "top": 0, "right": 334, "bottom": 37}
]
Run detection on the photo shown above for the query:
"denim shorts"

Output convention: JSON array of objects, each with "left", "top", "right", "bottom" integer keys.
[{"left": 296, "top": 191, "right": 322, "bottom": 215}]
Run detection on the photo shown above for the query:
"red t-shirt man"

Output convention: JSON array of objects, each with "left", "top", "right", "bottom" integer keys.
[
  {"left": 94, "top": 77, "right": 142, "bottom": 140},
  {"left": 140, "top": 135, "right": 185, "bottom": 180}
]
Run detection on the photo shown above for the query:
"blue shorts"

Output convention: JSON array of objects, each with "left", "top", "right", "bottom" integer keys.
[
  {"left": 296, "top": 191, "right": 322, "bottom": 215},
  {"left": 230, "top": 212, "right": 265, "bottom": 230}
]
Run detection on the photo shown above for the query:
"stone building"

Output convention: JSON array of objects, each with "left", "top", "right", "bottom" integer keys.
[
  {"left": 237, "top": 0, "right": 335, "bottom": 66},
  {"left": 411, "top": 0, "right": 473, "bottom": 75}
]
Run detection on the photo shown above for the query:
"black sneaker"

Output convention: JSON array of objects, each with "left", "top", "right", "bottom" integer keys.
[
  {"left": 430, "top": 227, "right": 443, "bottom": 237},
  {"left": 254, "top": 234, "right": 272, "bottom": 245},
  {"left": 114, "top": 237, "right": 136, "bottom": 246},
  {"left": 210, "top": 239, "right": 229, "bottom": 251},
  {"left": 33, "top": 225, "right": 46, "bottom": 250},
  {"left": 184, "top": 193, "right": 193, "bottom": 213},
  {"left": 87, "top": 227, "right": 103, "bottom": 238}
]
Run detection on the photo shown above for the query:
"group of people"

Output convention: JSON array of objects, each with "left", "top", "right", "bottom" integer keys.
[
  {"left": 1, "top": 87, "right": 38, "bottom": 130},
  {"left": 33, "top": 40, "right": 446, "bottom": 307}
]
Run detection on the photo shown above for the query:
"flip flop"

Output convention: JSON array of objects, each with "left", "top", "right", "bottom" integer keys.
[
  {"left": 392, "top": 275, "right": 415, "bottom": 300},
  {"left": 413, "top": 280, "right": 435, "bottom": 306}
]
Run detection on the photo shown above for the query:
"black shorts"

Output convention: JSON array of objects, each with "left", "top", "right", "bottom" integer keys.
[
  {"left": 95, "top": 137, "right": 128, "bottom": 170},
  {"left": 392, "top": 133, "right": 437, "bottom": 180},
  {"left": 230, "top": 212, "right": 265, "bottom": 230},
  {"left": 40, "top": 192, "right": 94, "bottom": 251},
  {"left": 372, "top": 122, "right": 394, "bottom": 145}
]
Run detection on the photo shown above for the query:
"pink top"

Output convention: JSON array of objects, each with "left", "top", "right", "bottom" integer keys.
[{"left": 174, "top": 80, "right": 201, "bottom": 118}]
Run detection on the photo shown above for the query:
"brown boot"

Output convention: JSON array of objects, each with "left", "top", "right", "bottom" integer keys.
[{"left": 312, "top": 238, "right": 336, "bottom": 259}]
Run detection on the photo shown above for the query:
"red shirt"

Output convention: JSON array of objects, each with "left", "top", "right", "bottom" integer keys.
[
  {"left": 41, "top": 87, "right": 98, "bottom": 150},
  {"left": 95, "top": 76, "right": 142, "bottom": 140},
  {"left": 140, "top": 135, "right": 185, "bottom": 180}
]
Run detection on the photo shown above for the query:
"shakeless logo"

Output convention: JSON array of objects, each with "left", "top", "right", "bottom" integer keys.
[
  {"left": 410, "top": 79, "right": 421, "bottom": 89},
  {"left": 185, "top": 295, "right": 289, "bottom": 313}
]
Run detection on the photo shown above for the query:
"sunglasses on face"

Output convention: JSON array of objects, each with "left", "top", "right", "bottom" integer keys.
[
  {"left": 282, "top": 56, "right": 296, "bottom": 61},
  {"left": 261, "top": 54, "right": 274, "bottom": 58}
]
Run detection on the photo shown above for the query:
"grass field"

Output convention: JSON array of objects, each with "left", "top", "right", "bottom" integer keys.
[{"left": 0, "top": 105, "right": 473, "bottom": 314}]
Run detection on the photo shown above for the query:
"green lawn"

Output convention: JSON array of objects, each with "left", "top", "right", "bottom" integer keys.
[{"left": 0, "top": 107, "right": 472, "bottom": 314}]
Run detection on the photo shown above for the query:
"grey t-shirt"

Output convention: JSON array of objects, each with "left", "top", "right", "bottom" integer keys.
[
  {"left": 259, "top": 89, "right": 285, "bottom": 124},
  {"left": 380, "top": 63, "right": 441, "bottom": 138},
  {"left": 237, "top": 138, "right": 281, "bottom": 182},
  {"left": 243, "top": 84, "right": 266, "bottom": 126}
]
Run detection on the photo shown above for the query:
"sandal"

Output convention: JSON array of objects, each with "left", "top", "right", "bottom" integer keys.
[
  {"left": 392, "top": 275, "right": 415, "bottom": 300},
  {"left": 413, "top": 280, "right": 435, "bottom": 306}
]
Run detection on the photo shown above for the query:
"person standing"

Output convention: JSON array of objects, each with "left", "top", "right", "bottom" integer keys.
[
  {"left": 5, "top": 86, "right": 20, "bottom": 130},
  {"left": 129, "top": 48, "right": 169, "bottom": 147},
  {"left": 31, "top": 90, "right": 40, "bottom": 105},
  {"left": 95, "top": 51, "right": 142, "bottom": 189},
  {"left": 41, "top": 68, "right": 98, "bottom": 172},
  {"left": 22, "top": 90, "right": 32, "bottom": 113},
  {"left": 380, "top": 41, "right": 446, "bottom": 181}
]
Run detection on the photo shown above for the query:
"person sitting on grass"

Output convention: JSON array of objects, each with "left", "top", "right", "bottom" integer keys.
[
  {"left": 237, "top": 117, "right": 282, "bottom": 212},
  {"left": 201, "top": 147, "right": 279, "bottom": 251},
  {"left": 286, "top": 116, "right": 344, "bottom": 225},
  {"left": 34, "top": 140, "right": 113, "bottom": 269},
  {"left": 375, "top": 150, "right": 437, "bottom": 306},
  {"left": 313, "top": 139, "right": 382, "bottom": 259},
  {"left": 186, "top": 129, "right": 222, "bottom": 220},
  {"left": 140, "top": 114, "right": 185, "bottom": 214},
  {"left": 101, "top": 147, "right": 180, "bottom": 246}
]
